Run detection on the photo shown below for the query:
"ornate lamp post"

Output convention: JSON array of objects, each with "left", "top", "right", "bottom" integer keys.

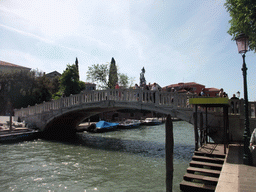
[{"left": 235, "top": 33, "right": 252, "bottom": 165}]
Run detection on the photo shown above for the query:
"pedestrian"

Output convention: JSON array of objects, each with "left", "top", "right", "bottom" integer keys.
[
  {"left": 200, "top": 88, "right": 206, "bottom": 96},
  {"left": 219, "top": 88, "right": 224, "bottom": 97},
  {"left": 115, "top": 83, "right": 121, "bottom": 99},
  {"left": 250, "top": 128, "right": 256, "bottom": 165}
]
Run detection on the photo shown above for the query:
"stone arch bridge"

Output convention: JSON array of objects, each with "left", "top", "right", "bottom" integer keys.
[{"left": 14, "top": 89, "right": 256, "bottom": 141}]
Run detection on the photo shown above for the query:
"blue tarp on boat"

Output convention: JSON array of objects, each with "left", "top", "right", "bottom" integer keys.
[{"left": 96, "top": 121, "right": 119, "bottom": 129}]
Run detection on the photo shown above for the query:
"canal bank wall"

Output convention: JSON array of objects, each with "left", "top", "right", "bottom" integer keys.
[{"left": 0, "top": 116, "right": 39, "bottom": 143}]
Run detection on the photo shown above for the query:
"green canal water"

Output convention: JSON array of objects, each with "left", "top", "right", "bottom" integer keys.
[{"left": 0, "top": 121, "right": 194, "bottom": 192}]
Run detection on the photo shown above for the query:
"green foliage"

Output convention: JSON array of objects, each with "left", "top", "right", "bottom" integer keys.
[
  {"left": 86, "top": 59, "right": 134, "bottom": 89},
  {"left": 32, "top": 74, "right": 52, "bottom": 104},
  {"left": 0, "top": 70, "right": 53, "bottom": 114},
  {"left": 108, "top": 57, "right": 118, "bottom": 89},
  {"left": 86, "top": 63, "right": 109, "bottom": 89},
  {"left": 49, "top": 76, "right": 60, "bottom": 96},
  {"left": 52, "top": 91, "right": 62, "bottom": 100},
  {"left": 225, "top": 0, "right": 256, "bottom": 51},
  {"left": 118, "top": 73, "right": 129, "bottom": 88},
  {"left": 59, "top": 64, "right": 81, "bottom": 97}
]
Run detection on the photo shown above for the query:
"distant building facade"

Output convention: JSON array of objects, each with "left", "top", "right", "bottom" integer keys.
[
  {"left": 45, "top": 71, "right": 61, "bottom": 79},
  {"left": 84, "top": 82, "right": 96, "bottom": 91},
  {"left": 0, "top": 60, "right": 31, "bottom": 73}
]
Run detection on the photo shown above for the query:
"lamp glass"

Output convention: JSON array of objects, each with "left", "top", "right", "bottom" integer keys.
[{"left": 236, "top": 34, "right": 249, "bottom": 54}]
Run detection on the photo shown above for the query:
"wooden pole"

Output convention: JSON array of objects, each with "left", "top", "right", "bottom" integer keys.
[
  {"left": 165, "top": 114, "right": 173, "bottom": 192},
  {"left": 223, "top": 106, "right": 229, "bottom": 154},
  {"left": 193, "top": 105, "right": 199, "bottom": 151},
  {"left": 199, "top": 112, "right": 204, "bottom": 146},
  {"left": 9, "top": 113, "right": 13, "bottom": 132},
  {"left": 205, "top": 107, "right": 208, "bottom": 143}
]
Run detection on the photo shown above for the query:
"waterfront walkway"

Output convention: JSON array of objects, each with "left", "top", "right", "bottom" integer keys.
[
  {"left": 216, "top": 144, "right": 256, "bottom": 192},
  {"left": 180, "top": 143, "right": 256, "bottom": 191}
]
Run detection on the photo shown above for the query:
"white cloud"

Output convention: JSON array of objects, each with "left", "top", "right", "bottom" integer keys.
[
  {"left": 0, "top": 0, "right": 80, "bottom": 39},
  {"left": 0, "top": 23, "right": 54, "bottom": 44}
]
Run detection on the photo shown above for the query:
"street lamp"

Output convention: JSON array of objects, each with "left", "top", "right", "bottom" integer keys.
[{"left": 235, "top": 33, "right": 253, "bottom": 165}]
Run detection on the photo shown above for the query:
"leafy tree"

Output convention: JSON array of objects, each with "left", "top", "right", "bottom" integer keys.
[
  {"left": 49, "top": 76, "right": 60, "bottom": 96},
  {"left": 33, "top": 74, "right": 52, "bottom": 104},
  {"left": 0, "top": 70, "right": 54, "bottom": 114},
  {"left": 108, "top": 57, "right": 118, "bottom": 89},
  {"left": 59, "top": 64, "right": 81, "bottom": 97},
  {"left": 86, "top": 58, "right": 135, "bottom": 89},
  {"left": 118, "top": 73, "right": 129, "bottom": 88},
  {"left": 86, "top": 63, "right": 109, "bottom": 89},
  {"left": 225, "top": 0, "right": 256, "bottom": 51}
]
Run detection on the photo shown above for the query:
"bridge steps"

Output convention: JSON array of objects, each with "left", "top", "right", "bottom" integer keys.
[{"left": 180, "top": 144, "right": 226, "bottom": 192}]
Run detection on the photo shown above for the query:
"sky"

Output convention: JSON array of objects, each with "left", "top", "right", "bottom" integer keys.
[{"left": 1, "top": 0, "right": 256, "bottom": 101}]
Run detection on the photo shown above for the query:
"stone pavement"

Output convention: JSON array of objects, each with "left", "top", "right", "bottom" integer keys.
[{"left": 216, "top": 144, "right": 256, "bottom": 192}]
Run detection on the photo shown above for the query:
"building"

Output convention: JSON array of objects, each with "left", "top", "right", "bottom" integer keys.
[
  {"left": 0, "top": 60, "right": 31, "bottom": 73},
  {"left": 45, "top": 71, "right": 61, "bottom": 79},
  {"left": 84, "top": 82, "right": 96, "bottom": 91},
  {"left": 204, "top": 88, "right": 220, "bottom": 97},
  {"left": 163, "top": 82, "right": 220, "bottom": 97}
]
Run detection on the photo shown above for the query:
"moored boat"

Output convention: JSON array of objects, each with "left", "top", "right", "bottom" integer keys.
[
  {"left": 118, "top": 119, "right": 141, "bottom": 129},
  {"left": 87, "top": 121, "right": 119, "bottom": 133},
  {"left": 141, "top": 118, "right": 162, "bottom": 126}
]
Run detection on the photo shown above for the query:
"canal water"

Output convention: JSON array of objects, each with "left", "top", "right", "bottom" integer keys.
[{"left": 0, "top": 121, "right": 194, "bottom": 192}]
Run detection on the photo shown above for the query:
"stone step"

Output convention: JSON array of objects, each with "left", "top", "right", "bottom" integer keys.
[
  {"left": 187, "top": 167, "right": 221, "bottom": 177},
  {"left": 180, "top": 180, "right": 215, "bottom": 192},
  {"left": 194, "top": 151, "right": 226, "bottom": 159},
  {"left": 184, "top": 173, "right": 219, "bottom": 184},
  {"left": 192, "top": 155, "right": 225, "bottom": 164},
  {"left": 190, "top": 161, "right": 223, "bottom": 170}
]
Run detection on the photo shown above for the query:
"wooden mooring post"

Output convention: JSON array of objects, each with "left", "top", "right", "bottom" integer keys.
[
  {"left": 165, "top": 114, "right": 173, "bottom": 192},
  {"left": 193, "top": 105, "right": 199, "bottom": 151}
]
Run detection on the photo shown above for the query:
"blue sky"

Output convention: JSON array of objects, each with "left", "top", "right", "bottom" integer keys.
[{"left": 1, "top": 0, "right": 256, "bottom": 101}]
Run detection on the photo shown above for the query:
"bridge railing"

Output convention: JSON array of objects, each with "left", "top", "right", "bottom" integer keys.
[
  {"left": 229, "top": 99, "right": 256, "bottom": 118},
  {"left": 14, "top": 89, "right": 198, "bottom": 117},
  {"left": 15, "top": 88, "right": 256, "bottom": 119}
]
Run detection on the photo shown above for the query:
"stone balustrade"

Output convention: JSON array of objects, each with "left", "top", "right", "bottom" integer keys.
[
  {"left": 14, "top": 89, "right": 197, "bottom": 118},
  {"left": 14, "top": 89, "right": 256, "bottom": 121}
]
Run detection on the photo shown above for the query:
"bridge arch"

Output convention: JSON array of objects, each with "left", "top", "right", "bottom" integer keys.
[
  {"left": 13, "top": 89, "right": 256, "bottom": 143},
  {"left": 14, "top": 89, "right": 195, "bottom": 139}
]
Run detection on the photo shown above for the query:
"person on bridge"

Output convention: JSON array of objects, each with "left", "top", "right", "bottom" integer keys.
[
  {"left": 115, "top": 83, "right": 121, "bottom": 99},
  {"left": 115, "top": 83, "right": 120, "bottom": 89}
]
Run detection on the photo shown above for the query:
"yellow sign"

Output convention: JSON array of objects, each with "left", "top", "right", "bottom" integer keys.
[{"left": 189, "top": 97, "right": 229, "bottom": 105}]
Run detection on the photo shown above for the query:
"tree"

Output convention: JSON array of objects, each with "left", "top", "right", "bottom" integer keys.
[
  {"left": 33, "top": 74, "right": 52, "bottom": 104},
  {"left": 75, "top": 57, "right": 79, "bottom": 80},
  {"left": 108, "top": 57, "right": 118, "bottom": 89},
  {"left": 118, "top": 73, "right": 130, "bottom": 88},
  {"left": 0, "top": 70, "right": 54, "bottom": 114},
  {"left": 86, "top": 58, "right": 134, "bottom": 89},
  {"left": 86, "top": 63, "right": 109, "bottom": 89},
  {"left": 225, "top": 0, "right": 256, "bottom": 51},
  {"left": 59, "top": 64, "right": 81, "bottom": 97}
]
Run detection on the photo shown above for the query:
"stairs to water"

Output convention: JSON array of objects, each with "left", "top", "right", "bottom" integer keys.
[{"left": 180, "top": 149, "right": 226, "bottom": 192}]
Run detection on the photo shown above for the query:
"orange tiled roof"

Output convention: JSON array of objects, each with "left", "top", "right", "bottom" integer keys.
[
  {"left": 0, "top": 60, "right": 31, "bottom": 70},
  {"left": 164, "top": 82, "right": 205, "bottom": 88},
  {"left": 206, "top": 88, "right": 220, "bottom": 92}
]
